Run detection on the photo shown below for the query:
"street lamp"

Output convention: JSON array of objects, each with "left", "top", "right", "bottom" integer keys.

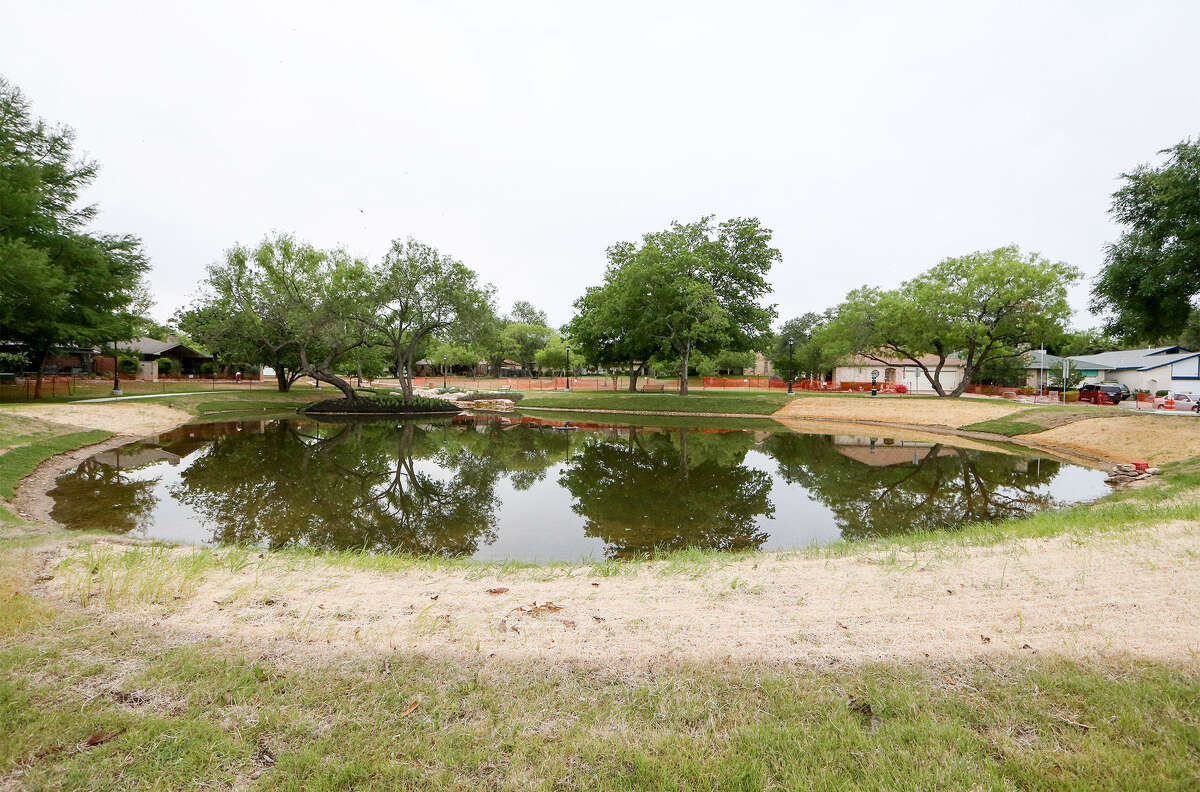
[
  {"left": 787, "top": 337, "right": 794, "bottom": 394},
  {"left": 442, "top": 354, "right": 448, "bottom": 389},
  {"left": 110, "top": 342, "right": 123, "bottom": 397},
  {"left": 565, "top": 344, "right": 571, "bottom": 391}
]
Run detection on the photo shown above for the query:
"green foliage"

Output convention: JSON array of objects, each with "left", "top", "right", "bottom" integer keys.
[
  {"left": 520, "top": 390, "right": 789, "bottom": 415},
  {"left": 1156, "top": 389, "right": 1169, "bottom": 397},
  {"left": 1049, "top": 361, "right": 1086, "bottom": 391},
  {"left": 534, "top": 333, "right": 569, "bottom": 373},
  {"left": 0, "top": 78, "right": 150, "bottom": 383},
  {"left": 117, "top": 357, "right": 138, "bottom": 376},
  {"left": 573, "top": 217, "right": 778, "bottom": 394},
  {"left": 972, "top": 351, "right": 1026, "bottom": 386},
  {"left": 501, "top": 322, "right": 552, "bottom": 373},
  {"left": 1092, "top": 137, "right": 1200, "bottom": 339},
  {"left": 824, "top": 246, "right": 1079, "bottom": 396},
  {"left": 0, "top": 351, "right": 29, "bottom": 371},
  {"left": 713, "top": 349, "right": 754, "bottom": 374},
  {"left": 0, "top": 429, "right": 111, "bottom": 498},
  {"left": 1049, "top": 327, "right": 1122, "bottom": 357},
  {"left": 770, "top": 312, "right": 837, "bottom": 382},
  {"left": 155, "top": 357, "right": 174, "bottom": 375}
]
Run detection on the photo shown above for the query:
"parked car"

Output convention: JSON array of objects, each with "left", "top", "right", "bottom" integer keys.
[
  {"left": 1078, "top": 382, "right": 1131, "bottom": 405},
  {"left": 1153, "top": 391, "right": 1199, "bottom": 411}
]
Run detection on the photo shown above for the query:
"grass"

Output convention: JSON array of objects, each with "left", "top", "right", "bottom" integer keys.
[
  {"left": 960, "top": 405, "right": 1126, "bottom": 436},
  {"left": 516, "top": 408, "right": 782, "bottom": 431},
  {"left": 0, "top": 562, "right": 1197, "bottom": 791},
  {"left": 520, "top": 389, "right": 792, "bottom": 415},
  {"left": 0, "top": 428, "right": 111, "bottom": 499}
]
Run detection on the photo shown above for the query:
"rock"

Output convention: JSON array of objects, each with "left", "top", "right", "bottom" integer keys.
[{"left": 1147, "top": 467, "right": 1162, "bottom": 475}]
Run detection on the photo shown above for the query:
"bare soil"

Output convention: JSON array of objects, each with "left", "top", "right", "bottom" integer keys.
[
  {"left": 1030, "top": 415, "right": 1200, "bottom": 465},
  {"left": 2, "top": 403, "right": 191, "bottom": 435},
  {"left": 774, "top": 396, "right": 1022, "bottom": 426},
  {"left": 39, "top": 522, "right": 1200, "bottom": 670}
]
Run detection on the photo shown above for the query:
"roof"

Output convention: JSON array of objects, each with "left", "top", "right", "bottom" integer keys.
[
  {"left": 115, "top": 337, "right": 211, "bottom": 359},
  {"left": 1025, "top": 350, "right": 1065, "bottom": 368},
  {"left": 840, "top": 353, "right": 965, "bottom": 368},
  {"left": 1067, "top": 346, "right": 1197, "bottom": 371}
]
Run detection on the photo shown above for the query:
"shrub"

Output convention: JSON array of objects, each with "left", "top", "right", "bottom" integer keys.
[
  {"left": 455, "top": 391, "right": 524, "bottom": 402},
  {"left": 118, "top": 357, "right": 139, "bottom": 376},
  {"left": 303, "top": 396, "right": 460, "bottom": 414},
  {"left": 1156, "top": 389, "right": 1169, "bottom": 397},
  {"left": 156, "top": 358, "right": 174, "bottom": 375},
  {"left": 893, "top": 384, "right": 908, "bottom": 394}
]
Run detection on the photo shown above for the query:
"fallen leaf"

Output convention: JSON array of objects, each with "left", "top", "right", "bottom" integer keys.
[
  {"left": 592, "top": 615, "right": 605, "bottom": 622},
  {"left": 35, "top": 575, "right": 54, "bottom": 582},
  {"left": 837, "top": 621, "right": 849, "bottom": 630},
  {"left": 591, "top": 582, "right": 599, "bottom": 587},
  {"left": 559, "top": 619, "right": 576, "bottom": 629},
  {"left": 430, "top": 594, "right": 438, "bottom": 601},
  {"left": 400, "top": 701, "right": 419, "bottom": 718},
  {"left": 486, "top": 587, "right": 509, "bottom": 595},
  {"left": 946, "top": 589, "right": 954, "bottom": 595},
  {"left": 980, "top": 634, "right": 991, "bottom": 644},
  {"left": 82, "top": 728, "right": 124, "bottom": 748},
  {"left": 512, "top": 602, "right": 563, "bottom": 616}
]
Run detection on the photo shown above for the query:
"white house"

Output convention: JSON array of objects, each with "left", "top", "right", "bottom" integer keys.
[
  {"left": 833, "top": 354, "right": 965, "bottom": 393},
  {"left": 1068, "top": 345, "right": 1200, "bottom": 393}
]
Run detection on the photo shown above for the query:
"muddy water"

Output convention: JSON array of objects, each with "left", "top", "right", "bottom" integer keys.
[{"left": 48, "top": 414, "right": 1109, "bottom": 561}]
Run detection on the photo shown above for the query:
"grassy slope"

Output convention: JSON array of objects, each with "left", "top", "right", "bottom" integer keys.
[
  {"left": 520, "top": 390, "right": 791, "bottom": 415},
  {"left": 960, "top": 406, "right": 1127, "bottom": 437},
  {"left": 0, "top": 412, "right": 112, "bottom": 503}
]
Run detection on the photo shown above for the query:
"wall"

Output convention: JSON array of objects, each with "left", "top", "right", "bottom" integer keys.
[{"left": 834, "top": 364, "right": 961, "bottom": 392}]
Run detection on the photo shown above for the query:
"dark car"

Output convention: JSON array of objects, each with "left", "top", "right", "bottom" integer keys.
[{"left": 1078, "top": 382, "right": 1131, "bottom": 405}]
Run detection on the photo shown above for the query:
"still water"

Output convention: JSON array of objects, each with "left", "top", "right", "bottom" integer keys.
[{"left": 49, "top": 414, "right": 1109, "bottom": 561}]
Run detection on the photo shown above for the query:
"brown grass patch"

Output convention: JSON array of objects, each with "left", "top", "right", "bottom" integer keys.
[
  {"left": 2, "top": 403, "right": 191, "bottom": 436},
  {"left": 774, "top": 396, "right": 1024, "bottom": 427},
  {"left": 1029, "top": 415, "right": 1200, "bottom": 464}
]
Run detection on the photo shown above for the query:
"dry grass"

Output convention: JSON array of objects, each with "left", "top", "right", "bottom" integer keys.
[
  {"left": 1032, "top": 415, "right": 1200, "bottom": 464},
  {"left": 776, "top": 418, "right": 1016, "bottom": 454},
  {"left": 774, "top": 395, "right": 1023, "bottom": 426}
]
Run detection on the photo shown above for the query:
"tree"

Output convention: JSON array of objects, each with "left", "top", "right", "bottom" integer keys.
[
  {"left": 566, "top": 260, "right": 661, "bottom": 391},
  {"left": 364, "top": 238, "right": 494, "bottom": 400},
  {"left": 1049, "top": 361, "right": 1085, "bottom": 391},
  {"left": 713, "top": 349, "right": 754, "bottom": 375},
  {"left": 500, "top": 322, "right": 552, "bottom": 375},
  {"left": 1048, "top": 327, "right": 1122, "bottom": 358},
  {"left": 508, "top": 300, "right": 548, "bottom": 326},
  {"left": 534, "top": 333, "right": 569, "bottom": 375},
  {"left": 592, "top": 217, "right": 778, "bottom": 394},
  {"left": 0, "top": 78, "right": 150, "bottom": 397},
  {"left": 824, "top": 246, "right": 1079, "bottom": 396},
  {"left": 1092, "top": 137, "right": 1200, "bottom": 339},
  {"left": 770, "top": 312, "right": 836, "bottom": 383},
  {"left": 175, "top": 295, "right": 304, "bottom": 391}
]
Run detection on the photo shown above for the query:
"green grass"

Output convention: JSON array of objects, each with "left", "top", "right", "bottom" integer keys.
[
  {"left": 516, "top": 408, "right": 782, "bottom": 431},
  {"left": 961, "top": 405, "right": 1127, "bottom": 436},
  {"left": 959, "top": 418, "right": 1047, "bottom": 436},
  {"left": 520, "top": 390, "right": 791, "bottom": 415},
  {"left": 0, "top": 429, "right": 111, "bottom": 499}
]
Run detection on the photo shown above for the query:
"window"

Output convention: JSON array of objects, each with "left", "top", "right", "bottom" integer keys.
[{"left": 884, "top": 367, "right": 896, "bottom": 383}]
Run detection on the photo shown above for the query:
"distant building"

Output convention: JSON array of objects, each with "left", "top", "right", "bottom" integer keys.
[
  {"left": 115, "top": 333, "right": 212, "bottom": 379},
  {"left": 743, "top": 351, "right": 774, "bottom": 377},
  {"left": 1066, "top": 346, "right": 1200, "bottom": 393},
  {"left": 833, "top": 354, "right": 965, "bottom": 393}
]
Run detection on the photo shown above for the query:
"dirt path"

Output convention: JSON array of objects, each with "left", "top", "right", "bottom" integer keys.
[{"left": 42, "top": 522, "right": 1200, "bottom": 669}]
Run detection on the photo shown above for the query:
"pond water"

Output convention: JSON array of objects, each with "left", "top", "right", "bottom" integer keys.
[{"left": 49, "top": 414, "right": 1110, "bottom": 561}]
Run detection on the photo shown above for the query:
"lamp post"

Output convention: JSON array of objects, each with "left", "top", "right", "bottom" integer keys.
[
  {"left": 787, "top": 337, "right": 794, "bottom": 394},
  {"left": 442, "top": 354, "right": 448, "bottom": 389},
  {"left": 565, "top": 344, "right": 571, "bottom": 391},
  {"left": 871, "top": 369, "right": 879, "bottom": 397},
  {"left": 110, "top": 342, "right": 123, "bottom": 397}
]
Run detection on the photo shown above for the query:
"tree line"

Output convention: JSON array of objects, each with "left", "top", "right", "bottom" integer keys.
[{"left": 3, "top": 72, "right": 1198, "bottom": 400}]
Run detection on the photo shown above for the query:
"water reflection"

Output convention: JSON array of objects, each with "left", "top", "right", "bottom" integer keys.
[{"left": 48, "top": 415, "right": 1107, "bottom": 560}]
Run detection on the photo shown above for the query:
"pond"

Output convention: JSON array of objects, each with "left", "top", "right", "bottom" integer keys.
[{"left": 48, "top": 414, "right": 1110, "bottom": 561}]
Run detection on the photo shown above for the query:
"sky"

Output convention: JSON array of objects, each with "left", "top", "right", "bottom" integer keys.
[{"left": 3, "top": 1, "right": 1198, "bottom": 330}]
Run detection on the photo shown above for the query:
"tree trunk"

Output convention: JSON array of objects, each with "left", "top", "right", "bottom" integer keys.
[
  {"left": 31, "top": 347, "right": 48, "bottom": 400},
  {"left": 274, "top": 368, "right": 291, "bottom": 392},
  {"left": 679, "top": 343, "right": 690, "bottom": 396},
  {"left": 628, "top": 361, "right": 641, "bottom": 392},
  {"left": 356, "top": 360, "right": 364, "bottom": 387}
]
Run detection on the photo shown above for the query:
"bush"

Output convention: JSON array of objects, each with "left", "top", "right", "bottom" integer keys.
[
  {"left": 893, "top": 384, "right": 907, "bottom": 394},
  {"left": 118, "top": 357, "right": 139, "bottom": 376},
  {"left": 303, "top": 396, "right": 461, "bottom": 414},
  {"left": 156, "top": 358, "right": 174, "bottom": 375},
  {"left": 199, "top": 362, "right": 216, "bottom": 375},
  {"left": 455, "top": 391, "right": 524, "bottom": 402},
  {"left": 1156, "top": 389, "right": 1169, "bottom": 397}
]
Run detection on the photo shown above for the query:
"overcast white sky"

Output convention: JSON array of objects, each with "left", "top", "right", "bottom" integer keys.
[{"left": 3, "top": 2, "right": 1198, "bottom": 329}]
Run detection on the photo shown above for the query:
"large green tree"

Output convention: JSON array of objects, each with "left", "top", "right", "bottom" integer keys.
[
  {"left": 1092, "top": 137, "right": 1200, "bottom": 339},
  {"left": 0, "top": 77, "right": 149, "bottom": 396},
  {"left": 578, "top": 217, "right": 778, "bottom": 395},
  {"left": 769, "top": 312, "right": 837, "bottom": 384},
  {"left": 824, "top": 246, "right": 1079, "bottom": 396},
  {"left": 364, "top": 238, "right": 494, "bottom": 399}
]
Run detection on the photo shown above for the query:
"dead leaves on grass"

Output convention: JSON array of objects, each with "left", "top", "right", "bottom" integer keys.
[{"left": 511, "top": 601, "right": 563, "bottom": 616}]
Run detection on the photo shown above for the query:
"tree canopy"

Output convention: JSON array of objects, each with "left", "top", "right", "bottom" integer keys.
[
  {"left": 824, "top": 246, "right": 1079, "bottom": 396},
  {"left": 0, "top": 77, "right": 149, "bottom": 395},
  {"left": 1092, "top": 137, "right": 1200, "bottom": 340}
]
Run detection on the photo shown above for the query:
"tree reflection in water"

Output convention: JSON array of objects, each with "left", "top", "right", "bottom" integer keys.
[
  {"left": 559, "top": 426, "right": 773, "bottom": 558},
  {"left": 48, "top": 417, "right": 1093, "bottom": 559},
  {"left": 761, "top": 432, "right": 1061, "bottom": 539}
]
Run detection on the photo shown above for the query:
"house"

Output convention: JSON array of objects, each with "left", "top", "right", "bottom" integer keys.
[
  {"left": 115, "top": 334, "right": 212, "bottom": 379},
  {"left": 833, "top": 354, "right": 965, "bottom": 393},
  {"left": 1066, "top": 346, "right": 1200, "bottom": 393},
  {"left": 1024, "top": 350, "right": 1066, "bottom": 389},
  {"left": 743, "top": 351, "right": 774, "bottom": 377}
]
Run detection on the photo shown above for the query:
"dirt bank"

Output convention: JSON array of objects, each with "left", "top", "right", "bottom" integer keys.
[
  {"left": 42, "top": 521, "right": 1200, "bottom": 670},
  {"left": 2, "top": 403, "right": 191, "bottom": 435},
  {"left": 774, "top": 396, "right": 1022, "bottom": 426},
  {"left": 1030, "top": 415, "right": 1200, "bottom": 465}
]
